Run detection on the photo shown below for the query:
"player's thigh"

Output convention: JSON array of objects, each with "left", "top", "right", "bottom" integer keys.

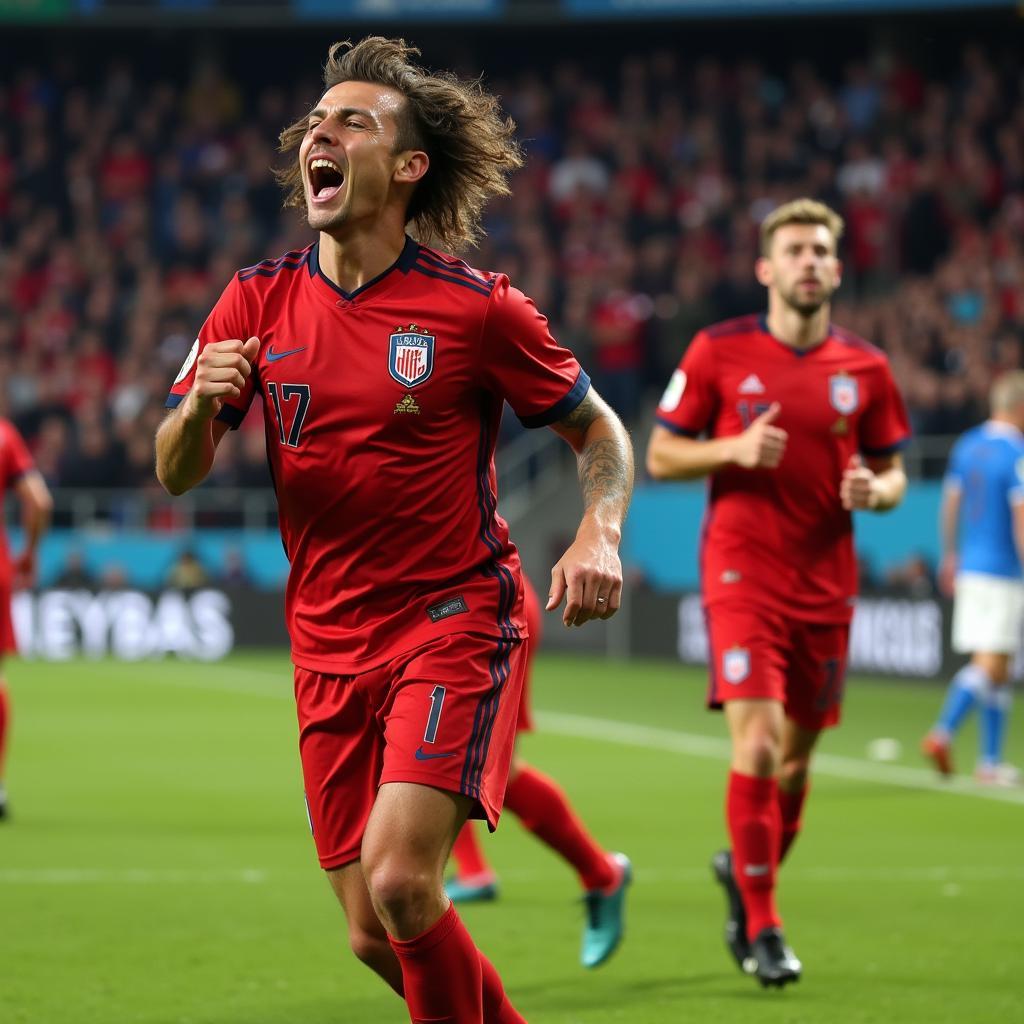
[
  {"left": 952, "top": 573, "right": 1024, "bottom": 657},
  {"left": 705, "top": 602, "right": 788, "bottom": 710},
  {"left": 785, "top": 620, "right": 850, "bottom": 731},
  {"left": 363, "top": 781, "right": 475, "bottom": 876},
  {"left": 379, "top": 631, "right": 527, "bottom": 830},
  {"left": 294, "top": 666, "right": 384, "bottom": 871}
]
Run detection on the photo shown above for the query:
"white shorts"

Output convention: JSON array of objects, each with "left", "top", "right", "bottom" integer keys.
[{"left": 952, "top": 572, "right": 1024, "bottom": 655}]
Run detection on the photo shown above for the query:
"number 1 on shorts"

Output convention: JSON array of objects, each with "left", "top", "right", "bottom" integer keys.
[{"left": 423, "top": 685, "right": 446, "bottom": 744}]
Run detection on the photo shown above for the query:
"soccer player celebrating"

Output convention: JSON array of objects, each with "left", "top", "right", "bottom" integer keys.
[
  {"left": 156, "top": 38, "right": 632, "bottom": 1024},
  {"left": 445, "top": 573, "right": 631, "bottom": 969},
  {"left": 0, "top": 417, "right": 53, "bottom": 820},
  {"left": 647, "top": 199, "right": 909, "bottom": 987},
  {"left": 922, "top": 371, "right": 1024, "bottom": 786}
]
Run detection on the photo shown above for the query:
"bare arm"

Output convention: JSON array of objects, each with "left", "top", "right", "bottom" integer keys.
[
  {"left": 12, "top": 470, "right": 53, "bottom": 588},
  {"left": 155, "top": 336, "right": 259, "bottom": 495},
  {"left": 545, "top": 387, "right": 634, "bottom": 627},
  {"left": 646, "top": 402, "right": 787, "bottom": 481},
  {"left": 937, "top": 482, "right": 962, "bottom": 596},
  {"left": 155, "top": 411, "right": 232, "bottom": 495},
  {"left": 840, "top": 453, "right": 907, "bottom": 513}
]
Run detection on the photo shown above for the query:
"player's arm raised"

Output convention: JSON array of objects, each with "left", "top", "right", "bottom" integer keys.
[
  {"left": 647, "top": 401, "right": 787, "bottom": 481},
  {"left": 155, "top": 337, "right": 259, "bottom": 496},
  {"left": 546, "top": 387, "right": 634, "bottom": 628},
  {"left": 840, "top": 452, "right": 907, "bottom": 513}
]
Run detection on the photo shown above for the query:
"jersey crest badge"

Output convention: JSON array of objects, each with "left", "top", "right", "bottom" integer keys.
[
  {"left": 389, "top": 324, "right": 435, "bottom": 388},
  {"left": 722, "top": 647, "right": 750, "bottom": 685},
  {"left": 829, "top": 372, "right": 859, "bottom": 415}
]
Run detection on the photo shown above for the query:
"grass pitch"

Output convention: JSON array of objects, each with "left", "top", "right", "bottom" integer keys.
[{"left": 3, "top": 652, "right": 1022, "bottom": 1023}]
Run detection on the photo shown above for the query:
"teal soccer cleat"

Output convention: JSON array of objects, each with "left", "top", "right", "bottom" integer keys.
[
  {"left": 444, "top": 873, "right": 499, "bottom": 903},
  {"left": 580, "top": 852, "right": 632, "bottom": 968}
]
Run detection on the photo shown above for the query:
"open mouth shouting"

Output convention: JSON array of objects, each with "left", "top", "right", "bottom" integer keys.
[{"left": 308, "top": 156, "right": 346, "bottom": 204}]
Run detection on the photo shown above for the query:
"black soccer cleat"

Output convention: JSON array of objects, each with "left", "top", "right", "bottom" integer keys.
[
  {"left": 0, "top": 784, "right": 8, "bottom": 821},
  {"left": 744, "top": 927, "right": 802, "bottom": 988},
  {"left": 711, "top": 849, "right": 750, "bottom": 971}
]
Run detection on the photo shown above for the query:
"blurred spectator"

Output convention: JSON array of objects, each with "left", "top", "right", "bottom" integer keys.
[
  {"left": 884, "top": 553, "right": 936, "bottom": 598},
  {"left": 54, "top": 549, "right": 94, "bottom": 589},
  {"left": 1, "top": 31, "right": 1022, "bottom": 487},
  {"left": 167, "top": 550, "right": 207, "bottom": 590}
]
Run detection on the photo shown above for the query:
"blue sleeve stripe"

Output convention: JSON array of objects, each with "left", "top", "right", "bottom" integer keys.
[
  {"left": 164, "top": 392, "right": 245, "bottom": 429},
  {"left": 861, "top": 436, "right": 909, "bottom": 457},
  {"left": 518, "top": 369, "right": 591, "bottom": 428},
  {"left": 655, "top": 416, "right": 699, "bottom": 437}
]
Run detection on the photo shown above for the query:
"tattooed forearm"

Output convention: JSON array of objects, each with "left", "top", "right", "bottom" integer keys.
[{"left": 579, "top": 435, "right": 633, "bottom": 514}]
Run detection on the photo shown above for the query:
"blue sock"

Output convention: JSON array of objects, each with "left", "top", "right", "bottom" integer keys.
[
  {"left": 935, "top": 664, "right": 988, "bottom": 738},
  {"left": 979, "top": 684, "right": 1012, "bottom": 767}
]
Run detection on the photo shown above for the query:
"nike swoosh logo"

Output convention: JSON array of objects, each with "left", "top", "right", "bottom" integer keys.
[
  {"left": 266, "top": 345, "right": 307, "bottom": 363},
  {"left": 415, "top": 747, "right": 457, "bottom": 761}
]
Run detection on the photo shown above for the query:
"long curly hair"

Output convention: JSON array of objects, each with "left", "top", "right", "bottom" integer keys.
[{"left": 275, "top": 37, "right": 523, "bottom": 252}]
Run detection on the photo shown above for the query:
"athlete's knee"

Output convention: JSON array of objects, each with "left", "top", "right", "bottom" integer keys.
[
  {"left": 734, "top": 731, "right": 781, "bottom": 777},
  {"left": 363, "top": 857, "right": 437, "bottom": 925},
  {"left": 778, "top": 756, "right": 810, "bottom": 791},
  {"left": 349, "top": 924, "right": 392, "bottom": 971}
]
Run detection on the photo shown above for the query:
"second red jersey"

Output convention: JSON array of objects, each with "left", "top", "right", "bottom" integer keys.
[
  {"left": 656, "top": 314, "right": 910, "bottom": 623},
  {"left": 167, "top": 238, "right": 589, "bottom": 672}
]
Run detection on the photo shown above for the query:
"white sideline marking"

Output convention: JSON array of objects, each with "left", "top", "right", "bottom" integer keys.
[
  {"left": 0, "top": 868, "right": 268, "bottom": 885},
  {"left": 146, "top": 669, "right": 1024, "bottom": 806},
  {"left": 3, "top": 865, "right": 1022, "bottom": 887},
  {"left": 535, "top": 711, "right": 1024, "bottom": 807}
]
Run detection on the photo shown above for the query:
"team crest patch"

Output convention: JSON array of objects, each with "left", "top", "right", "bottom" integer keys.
[
  {"left": 722, "top": 647, "right": 750, "bottom": 685},
  {"left": 389, "top": 324, "right": 435, "bottom": 388},
  {"left": 828, "top": 372, "right": 859, "bottom": 415}
]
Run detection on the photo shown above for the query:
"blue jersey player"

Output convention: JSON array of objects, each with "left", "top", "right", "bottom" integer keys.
[{"left": 922, "top": 372, "right": 1024, "bottom": 786}]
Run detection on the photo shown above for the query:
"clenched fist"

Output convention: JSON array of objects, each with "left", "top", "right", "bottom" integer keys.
[
  {"left": 183, "top": 337, "right": 260, "bottom": 421},
  {"left": 732, "top": 402, "right": 787, "bottom": 470},
  {"left": 840, "top": 453, "right": 878, "bottom": 510}
]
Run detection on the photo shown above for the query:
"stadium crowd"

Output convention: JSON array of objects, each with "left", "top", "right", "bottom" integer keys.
[{"left": 0, "top": 36, "right": 1021, "bottom": 488}]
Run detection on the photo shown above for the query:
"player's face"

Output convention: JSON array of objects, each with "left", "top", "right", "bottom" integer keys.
[
  {"left": 299, "top": 81, "right": 415, "bottom": 234},
  {"left": 757, "top": 224, "right": 842, "bottom": 316}
]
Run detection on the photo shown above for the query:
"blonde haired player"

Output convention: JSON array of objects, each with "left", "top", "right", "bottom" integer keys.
[{"left": 648, "top": 198, "right": 909, "bottom": 986}]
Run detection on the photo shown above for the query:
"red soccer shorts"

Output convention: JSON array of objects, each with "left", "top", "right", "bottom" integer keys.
[
  {"left": 705, "top": 602, "right": 850, "bottom": 731},
  {"left": 514, "top": 577, "right": 543, "bottom": 734},
  {"left": 295, "top": 631, "right": 527, "bottom": 870}
]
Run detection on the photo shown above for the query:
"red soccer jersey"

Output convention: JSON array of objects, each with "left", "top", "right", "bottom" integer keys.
[
  {"left": 0, "top": 418, "right": 34, "bottom": 574},
  {"left": 167, "top": 238, "right": 589, "bottom": 672},
  {"left": 656, "top": 314, "right": 910, "bottom": 623}
]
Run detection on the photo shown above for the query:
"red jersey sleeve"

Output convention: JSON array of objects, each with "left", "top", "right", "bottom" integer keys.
[
  {"left": 655, "top": 331, "right": 718, "bottom": 436},
  {"left": 0, "top": 419, "right": 34, "bottom": 489},
  {"left": 165, "top": 274, "right": 256, "bottom": 429},
  {"left": 859, "top": 359, "right": 911, "bottom": 457},
  {"left": 479, "top": 277, "right": 590, "bottom": 427}
]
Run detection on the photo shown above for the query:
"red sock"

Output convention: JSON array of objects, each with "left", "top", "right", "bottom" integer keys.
[
  {"left": 0, "top": 680, "right": 9, "bottom": 777},
  {"left": 726, "top": 770, "right": 781, "bottom": 942},
  {"left": 778, "top": 784, "right": 808, "bottom": 864},
  {"left": 451, "top": 821, "right": 493, "bottom": 881},
  {"left": 505, "top": 766, "right": 615, "bottom": 892},
  {"left": 389, "top": 903, "right": 483, "bottom": 1023},
  {"left": 479, "top": 952, "right": 527, "bottom": 1024}
]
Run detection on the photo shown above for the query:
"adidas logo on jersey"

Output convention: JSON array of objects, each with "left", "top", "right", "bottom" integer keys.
[{"left": 738, "top": 374, "right": 766, "bottom": 395}]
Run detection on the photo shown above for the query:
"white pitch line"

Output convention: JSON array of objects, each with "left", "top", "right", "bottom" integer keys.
[
  {"left": 144, "top": 670, "right": 1024, "bottom": 806},
  {"left": 3, "top": 865, "right": 1022, "bottom": 887},
  {"left": 535, "top": 710, "right": 1024, "bottom": 807}
]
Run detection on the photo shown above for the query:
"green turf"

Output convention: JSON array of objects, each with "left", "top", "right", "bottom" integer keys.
[{"left": 3, "top": 652, "right": 1022, "bottom": 1023}]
